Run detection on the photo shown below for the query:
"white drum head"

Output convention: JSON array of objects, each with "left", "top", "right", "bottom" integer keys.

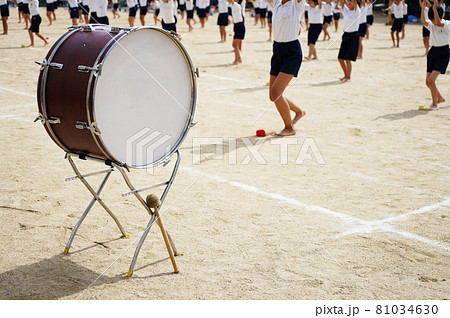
[{"left": 94, "top": 27, "right": 195, "bottom": 168}]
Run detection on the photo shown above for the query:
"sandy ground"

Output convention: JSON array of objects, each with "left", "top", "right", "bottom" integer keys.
[{"left": 0, "top": 7, "right": 449, "bottom": 301}]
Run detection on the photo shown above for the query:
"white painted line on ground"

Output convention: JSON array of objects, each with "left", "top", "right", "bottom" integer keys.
[
  {"left": 334, "top": 142, "right": 450, "bottom": 171},
  {"left": 346, "top": 172, "right": 447, "bottom": 199},
  {"left": 201, "top": 72, "right": 261, "bottom": 85},
  {"left": 0, "top": 70, "right": 20, "bottom": 75},
  {"left": 0, "top": 86, "right": 35, "bottom": 97},
  {"left": 0, "top": 103, "right": 36, "bottom": 112},
  {"left": 181, "top": 166, "right": 450, "bottom": 252}
]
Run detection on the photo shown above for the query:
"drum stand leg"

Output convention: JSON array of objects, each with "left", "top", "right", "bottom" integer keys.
[
  {"left": 63, "top": 154, "right": 129, "bottom": 254},
  {"left": 113, "top": 150, "right": 182, "bottom": 277},
  {"left": 63, "top": 152, "right": 182, "bottom": 276}
]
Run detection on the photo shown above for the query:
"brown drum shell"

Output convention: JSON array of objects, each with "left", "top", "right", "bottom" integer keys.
[{"left": 37, "top": 27, "right": 126, "bottom": 162}]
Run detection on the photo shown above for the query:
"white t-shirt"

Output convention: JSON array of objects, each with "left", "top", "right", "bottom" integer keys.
[
  {"left": 253, "top": 0, "right": 260, "bottom": 9},
  {"left": 96, "top": 0, "right": 108, "bottom": 16},
  {"left": 29, "top": 0, "right": 40, "bottom": 15},
  {"left": 342, "top": 5, "right": 360, "bottom": 33},
  {"left": 389, "top": 3, "right": 403, "bottom": 19},
  {"left": 179, "top": 0, "right": 185, "bottom": 5},
  {"left": 231, "top": 2, "right": 243, "bottom": 23},
  {"left": 322, "top": 2, "right": 332, "bottom": 16},
  {"left": 332, "top": 1, "right": 340, "bottom": 13},
  {"left": 272, "top": 0, "right": 306, "bottom": 43},
  {"left": 306, "top": 4, "right": 323, "bottom": 24},
  {"left": 81, "top": 0, "right": 89, "bottom": 6},
  {"left": 366, "top": 3, "right": 373, "bottom": 15},
  {"left": 127, "top": 0, "right": 137, "bottom": 8},
  {"left": 160, "top": 0, "right": 175, "bottom": 23},
  {"left": 139, "top": 0, "right": 147, "bottom": 6},
  {"left": 359, "top": 4, "right": 367, "bottom": 24},
  {"left": 218, "top": 0, "right": 228, "bottom": 13},
  {"left": 186, "top": 0, "right": 193, "bottom": 10},
  {"left": 425, "top": 19, "right": 450, "bottom": 47},
  {"left": 68, "top": 0, "right": 78, "bottom": 8},
  {"left": 402, "top": 3, "right": 407, "bottom": 15},
  {"left": 197, "top": 0, "right": 207, "bottom": 9}
]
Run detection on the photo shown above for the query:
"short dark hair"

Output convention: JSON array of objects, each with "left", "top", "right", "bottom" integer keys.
[{"left": 428, "top": 6, "right": 444, "bottom": 20}]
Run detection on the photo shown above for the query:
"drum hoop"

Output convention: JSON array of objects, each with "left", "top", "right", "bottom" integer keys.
[
  {"left": 89, "top": 26, "right": 197, "bottom": 168},
  {"left": 38, "top": 29, "right": 79, "bottom": 153}
]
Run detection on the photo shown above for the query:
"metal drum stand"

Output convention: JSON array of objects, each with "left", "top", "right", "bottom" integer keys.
[{"left": 63, "top": 151, "right": 182, "bottom": 276}]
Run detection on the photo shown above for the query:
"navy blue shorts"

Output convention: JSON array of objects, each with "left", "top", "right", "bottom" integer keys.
[
  {"left": 333, "top": 12, "right": 340, "bottom": 21},
  {"left": 96, "top": 15, "right": 109, "bottom": 25},
  {"left": 270, "top": 40, "right": 302, "bottom": 77},
  {"left": 233, "top": 22, "right": 245, "bottom": 39},
  {"left": 79, "top": 4, "right": 89, "bottom": 14},
  {"left": 46, "top": 3, "right": 54, "bottom": 11},
  {"left": 23, "top": 4, "right": 30, "bottom": 14},
  {"left": 427, "top": 45, "right": 450, "bottom": 74},
  {"left": 197, "top": 8, "right": 206, "bottom": 18},
  {"left": 162, "top": 21, "right": 177, "bottom": 32},
  {"left": 324, "top": 15, "right": 332, "bottom": 24},
  {"left": 255, "top": 8, "right": 260, "bottom": 14},
  {"left": 129, "top": 6, "right": 137, "bottom": 17},
  {"left": 304, "top": 11, "right": 308, "bottom": 19},
  {"left": 187, "top": 9, "right": 194, "bottom": 19},
  {"left": 29, "top": 14, "right": 41, "bottom": 33},
  {"left": 268, "top": 11, "right": 272, "bottom": 24},
  {"left": 113, "top": 3, "right": 119, "bottom": 9},
  {"left": 89, "top": 12, "right": 98, "bottom": 23},
  {"left": 179, "top": 4, "right": 186, "bottom": 11},
  {"left": 358, "top": 22, "right": 367, "bottom": 37},
  {"left": 307, "top": 23, "right": 322, "bottom": 45},
  {"left": 18, "top": 3, "right": 24, "bottom": 12},
  {"left": 403, "top": 14, "right": 408, "bottom": 24},
  {"left": 70, "top": 7, "right": 79, "bottom": 19},
  {"left": 391, "top": 18, "right": 403, "bottom": 32},
  {"left": 260, "top": 8, "right": 267, "bottom": 19},
  {"left": 366, "top": 14, "right": 373, "bottom": 25},
  {"left": 140, "top": 6, "right": 147, "bottom": 15},
  {"left": 1, "top": 4, "right": 9, "bottom": 17},
  {"left": 53, "top": 1, "right": 58, "bottom": 9},
  {"left": 422, "top": 26, "right": 430, "bottom": 37},
  {"left": 338, "top": 31, "right": 359, "bottom": 61},
  {"left": 217, "top": 12, "right": 228, "bottom": 26}
]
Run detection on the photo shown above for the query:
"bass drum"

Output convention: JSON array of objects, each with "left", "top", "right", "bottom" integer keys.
[{"left": 37, "top": 25, "right": 197, "bottom": 168}]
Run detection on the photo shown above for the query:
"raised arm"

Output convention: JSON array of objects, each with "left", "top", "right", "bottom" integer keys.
[
  {"left": 318, "top": 0, "right": 322, "bottom": 9},
  {"left": 420, "top": 0, "right": 428, "bottom": 26},
  {"left": 432, "top": 0, "right": 444, "bottom": 27}
]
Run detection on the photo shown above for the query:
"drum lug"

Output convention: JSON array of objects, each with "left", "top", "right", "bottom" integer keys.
[
  {"left": 34, "top": 114, "right": 61, "bottom": 124},
  {"left": 194, "top": 67, "right": 199, "bottom": 78},
  {"left": 69, "top": 25, "right": 95, "bottom": 32},
  {"left": 190, "top": 121, "right": 198, "bottom": 128},
  {"left": 111, "top": 26, "right": 133, "bottom": 33},
  {"left": 76, "top": 121, "right": 101, "bottom": 135},
  {"left": 35, "top": 60, "right": 64, "bottom": 71},
  {"left": 78, "top": 63, "right": 103, "bottom": 76}
]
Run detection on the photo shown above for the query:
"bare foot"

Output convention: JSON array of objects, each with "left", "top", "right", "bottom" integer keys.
[
  {"left": 27, "top": 44, "right": 34, "bottom": 47},
  {"left": 437, "top": 97, "right": 445, "bottom": 104},
  {"left": 293, "top": 110, "right": 306, "bottom": 125},
  {"left": 304, "top": 57, "right": 311, "bottom": 61},
  {"left": 428, "top": 106, "right": 439, "bottom": 111},
  {"left": 341, "top": 78, "right": 351, "bottom": 82},
  {"left": 274, "top": 128, "right": 296, "bottom": 137},
  {"left": 231, "top": 61, "right": 239, "bottom": 65}
]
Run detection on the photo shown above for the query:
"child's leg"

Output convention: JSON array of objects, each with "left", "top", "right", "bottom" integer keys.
[
  {"left": 358, "top": 36, "right": 363, "bottom": 58},
  {"left": 232, "top": 39, "right": 241, "bottom": 64},
  {"left": 46, "top": 11, "right": 52, "bottom": 25},
  {"left": 390, "top": 30, "right": 395, "bottom": 47},
  {"left": 395, "top": 31, "right": 400, "bottom": 47},
  {"left": 1, "top": 17, "right": 7, "bottom": 34},
  {"left": 338, "top": 58, "right": 348, "bottom": 79},
  {"left": 284, "top": 96, "right": 306, "bottom": 125},
  {"left": 28, "top": 29, "right": 34, "bottom": 46},
  {"left": 423, "top": 37, "right": 429, "bottom": 55},
  {"left": 426, "top": 71, "right": 445, "bottom": 106},
  {"left": 35, "top": 32, "right": 48, "bottom": 45},
  {"left": 269, "top": 73, "right": 296, "bottom": 136},
  {"left": 346, "top": 60, "right": 352, "bottom": 79}
]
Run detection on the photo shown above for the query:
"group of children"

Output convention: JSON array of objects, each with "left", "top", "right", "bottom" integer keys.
[{"left": 0, "top": 0, "right": 448, "bottom": 130}]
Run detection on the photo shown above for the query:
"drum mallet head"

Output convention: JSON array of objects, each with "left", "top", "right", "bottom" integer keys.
[{"left": 146, "top": 194, "right": 161, "bottom": 208}]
